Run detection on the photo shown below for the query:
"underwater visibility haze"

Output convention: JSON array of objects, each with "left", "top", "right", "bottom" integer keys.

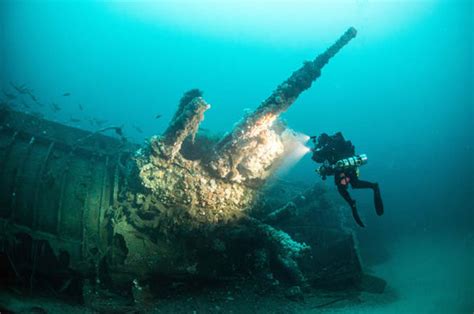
[{"left": 0, "top": 0, "right": 473, "bottom": 313}]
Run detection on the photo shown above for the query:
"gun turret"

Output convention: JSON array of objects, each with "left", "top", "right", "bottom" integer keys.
[{"left": 209, "top": 27, "right": 358, "bottom": 181}]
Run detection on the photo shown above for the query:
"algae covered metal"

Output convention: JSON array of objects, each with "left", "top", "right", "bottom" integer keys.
[
  {"left": 0, "top": 28, "right": 362, "bottom": 300},
  {"left": 0, "top": 108, "right": 136, "bottom": 274}
]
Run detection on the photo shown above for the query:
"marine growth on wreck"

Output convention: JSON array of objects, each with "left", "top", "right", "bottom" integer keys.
[
  {"left": 132, "top": 27, "right": 358, "bottom": 227},
  {"left": 0, "top": 27, "right": 365, "bottom": 309}
]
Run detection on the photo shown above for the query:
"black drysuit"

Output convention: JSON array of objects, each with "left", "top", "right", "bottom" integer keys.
[{"left": 312, "top": 132, "right": 384, "bottom": 227}]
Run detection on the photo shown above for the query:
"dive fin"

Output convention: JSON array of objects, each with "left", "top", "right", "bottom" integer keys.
[
  {"left": 350, "top": 201, "right": 365, "bottom": 228},
  {"left": 374, "top": 184, "right": 384, "bottom": 216}
]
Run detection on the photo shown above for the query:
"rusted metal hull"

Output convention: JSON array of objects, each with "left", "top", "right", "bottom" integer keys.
[{"left": 0, "top": 108, "right": 136, "bottom": 273}]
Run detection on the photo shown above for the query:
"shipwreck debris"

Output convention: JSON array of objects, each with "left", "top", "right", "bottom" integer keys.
[
  {"left": 0, "top": 28, "right": 365, "bottom": 306},
  {"left": 121, "top": 26, "right": 359, "bottom": 289},
  {"left": 160, "top": 90, "right": 210, "bottom": 159}
]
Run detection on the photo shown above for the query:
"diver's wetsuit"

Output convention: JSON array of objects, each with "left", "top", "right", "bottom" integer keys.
[
  {"left": 312, "top": 132, "right": 384, "bottom": 227},
  {"left": 334, "top": 169, "right": 383, "bottom": 227}
]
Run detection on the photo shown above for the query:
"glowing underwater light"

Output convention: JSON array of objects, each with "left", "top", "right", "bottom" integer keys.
[{"left": 275, "top": 131, "right": 311, "bottom": 175}]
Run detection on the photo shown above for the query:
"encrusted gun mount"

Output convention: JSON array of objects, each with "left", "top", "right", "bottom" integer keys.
[{"left": 134, "top": 27, "right": 358, "bottom": 227}]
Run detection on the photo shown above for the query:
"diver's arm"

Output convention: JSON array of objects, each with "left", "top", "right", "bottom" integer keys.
[{"left": 315, "top": 160, "right": 335, "bottom": 180}]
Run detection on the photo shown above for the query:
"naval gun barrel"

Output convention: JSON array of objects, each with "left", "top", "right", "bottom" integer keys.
[
  {"left": 210, "top": 27, "right": 358, "bottom": 180},
  {"left": 251, "top": 26, "right": 357, "bottom": 117}
]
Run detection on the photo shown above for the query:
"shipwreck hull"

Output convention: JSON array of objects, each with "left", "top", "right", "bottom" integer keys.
[
  {"left": 0, "top": 108, "right": 135, "bottom": 274},
  {"left": 0, "top": 28, "right": 366, "bottom": 304},
  {"left": 0, "top": 108, "right": 362, "bottom": 301}
]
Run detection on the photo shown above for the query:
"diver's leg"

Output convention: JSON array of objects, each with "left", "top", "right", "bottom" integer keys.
[
  {"left": 350, "top": 177, "right": 377, "bottom": 189},
  {"left": 337, "top": 185, "right": 353, "bottom": 205},
  {"left": 350, "top": 177, "right": 384, "bottom": 216},
  {"left": 337, "top": 186, "right": 365, "bottom": 228}
]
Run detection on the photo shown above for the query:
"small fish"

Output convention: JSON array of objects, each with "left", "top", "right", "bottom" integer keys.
[
  {"left": 3, "top": 90, "right": 16, "bottom": 100},
  {"left": 27, "top": 92, "right": 38, "bottom": 102},
  {"left": 50, "top": 102, "right": 61, "bottom": 112},
  {"left": 63, "top": 92, "right": 71, "bottom": 96},
  {"left": 10, "top": 82, "right": 30, "bottom": 94},
  {"left": 78, "top": 103, "right": 84, "bottom": 111},
  {"left": 133, "top": 125, "right": 143, "bottom": 133},
  {"left": 155, "top": 114, "right": 162, "bottom": 119},
  {"left": 199, "top": 127, "right": 209, "bottom": 132},
  {"left": 21, "top": 101, "right": 31, "bottom": 109},
  {"left": 114, "top": 126, "right": 124, "bottom": 137},
  {"left": 69, "top": 117, "right": 81, "bottom": 123}
]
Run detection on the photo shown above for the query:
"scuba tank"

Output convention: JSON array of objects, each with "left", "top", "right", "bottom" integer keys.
[
  {"left": 315, "top": 154, "right": 368, "bottom": 180},
  {"left": 335, "top": 154, "right": 368, "bottom": 170}
]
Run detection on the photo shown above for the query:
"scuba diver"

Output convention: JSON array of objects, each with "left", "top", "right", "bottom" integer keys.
[{"left": 310, "top": 132, "right": 384, "bottom": 227}]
